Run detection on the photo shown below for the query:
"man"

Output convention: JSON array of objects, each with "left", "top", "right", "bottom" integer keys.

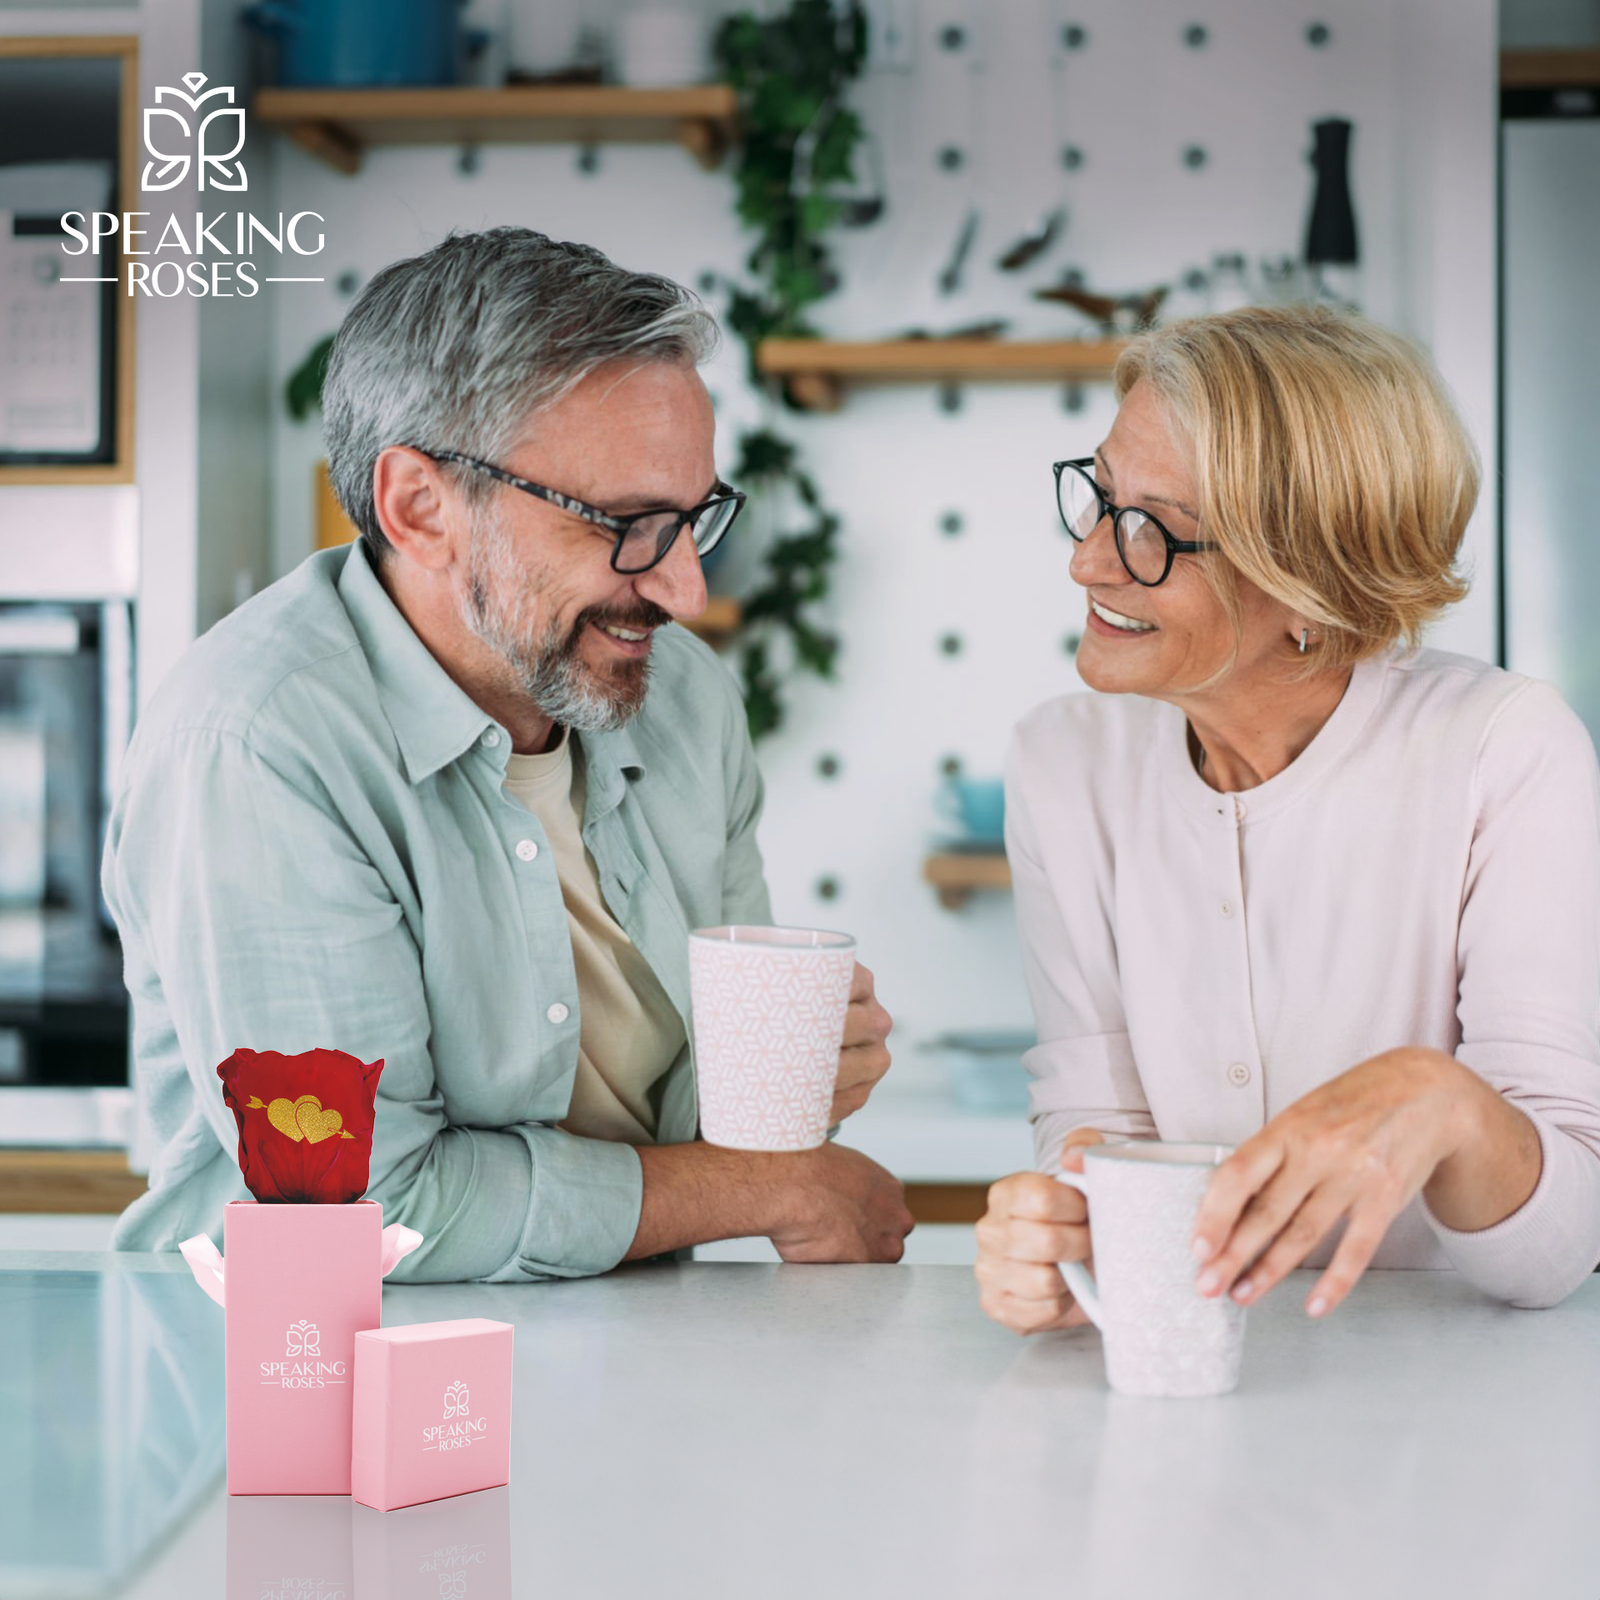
[{"left": 104, "top": 227, "right": 913, "bottom": 1279}]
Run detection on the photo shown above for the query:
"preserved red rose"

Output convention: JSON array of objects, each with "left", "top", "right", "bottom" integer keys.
[{"left": 217, "top": 1047, "right": 384, "bottom": 1204}]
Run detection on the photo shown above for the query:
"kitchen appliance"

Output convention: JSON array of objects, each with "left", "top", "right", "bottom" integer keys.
[
  {"left": 0, "top": 601, "right": 133, "bottom": 1136},
  {"left": 1503, "top": 94, "right": 1600, "bottom": 747},
  {"left": 0, "top": 161, "right": 116, "bottom": 464},
  {"left": 1304, "top": 117, "right": 1360, "bottom": 309}
]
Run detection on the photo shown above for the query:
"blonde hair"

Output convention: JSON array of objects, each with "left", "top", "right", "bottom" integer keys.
[{"left": 1113, "top": 305, "right": 1477, "bottom": 674}]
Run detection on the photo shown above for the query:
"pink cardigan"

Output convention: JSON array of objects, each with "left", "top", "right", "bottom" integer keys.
[{"left": 1006, "top": 647, "right": 1600, "bottom": 1307}]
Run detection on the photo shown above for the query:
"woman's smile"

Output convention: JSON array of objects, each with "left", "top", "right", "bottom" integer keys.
[{"left": 1087, "top": 596, "right": 1158, "bottom": 636}]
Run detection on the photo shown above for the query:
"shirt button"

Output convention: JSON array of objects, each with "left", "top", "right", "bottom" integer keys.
[
  {"left": 1220, "top": 900, "right": 1233, "bottom": 917},
  {"left": 547, "top": 1002, "right": 570, "bottom": 1025},
  {"left": 481, "top": 729, "right": 501, "bottom": 749},
  {"left": 1226, "top": 1062, "right": 1251, "bottom": 1086},
  {"left": 515, "top": 839, "right": 539, "bottom": 862},
  {"left": 1234, "top": 799, "right": 1247, "bottom": 821}
]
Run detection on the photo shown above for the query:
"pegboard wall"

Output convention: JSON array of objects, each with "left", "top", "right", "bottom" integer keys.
[{"left": 258, "top": 0, "right": 1497, "bottom": 1076}]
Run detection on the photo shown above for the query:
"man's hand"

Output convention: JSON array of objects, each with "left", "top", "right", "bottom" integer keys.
[
  {"left": 831, "top": 962, "right": 892, "bottom": 1124},
  {"left": 767, "top": 1142, "right": 915, "bottom": 1263}
]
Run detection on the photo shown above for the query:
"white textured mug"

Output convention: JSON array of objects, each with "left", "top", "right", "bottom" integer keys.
[
  {"left": 1056, "top": 1142, "right": 1247, "bottom": 1398},
  {"left": 689, "top": 925, "right": 856, "bottom": 1151}
]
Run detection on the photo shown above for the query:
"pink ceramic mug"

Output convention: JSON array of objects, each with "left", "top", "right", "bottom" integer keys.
[{"left": 689, "top": 925, "right": 857, "bottom": 1150}]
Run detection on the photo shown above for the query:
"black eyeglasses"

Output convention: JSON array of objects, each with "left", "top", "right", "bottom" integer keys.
[
  {"left": 422, "top": 449, "right": 746, "bottom": 576},
  {"left": 1053, "top": 457, "right": 1219, "bottom": 587}
]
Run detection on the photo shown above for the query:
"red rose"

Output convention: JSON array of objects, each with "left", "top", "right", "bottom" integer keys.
[{"left": 216, "top": 1047, "right": 384, "bottom": 1204}]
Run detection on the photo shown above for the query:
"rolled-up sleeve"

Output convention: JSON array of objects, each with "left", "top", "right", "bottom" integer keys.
[
  {"left": 105, "top": 726, "right": 642, "bottom": 1283},
  {"left": 1424, "top": 681, "right": 1600, "bottom": 1305},
  {"left": 1005, "top": 718, "right": 1157, "bottom": 1173}
]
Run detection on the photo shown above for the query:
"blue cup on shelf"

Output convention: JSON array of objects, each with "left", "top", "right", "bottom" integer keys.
[{"left": 937, "top": 776, "right": 1005, "bottom": 845}]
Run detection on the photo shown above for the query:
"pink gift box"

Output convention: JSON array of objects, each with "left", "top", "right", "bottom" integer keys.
[
  {"left": 352, "top": 1318, "right": 514, "bottom": 1512},
  {"left": 181, "top": 1198, "right": 422, "bottom": 1496}
]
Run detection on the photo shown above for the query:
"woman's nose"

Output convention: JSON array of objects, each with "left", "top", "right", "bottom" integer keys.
[{"left": 1069, "top": 513, "right": 1127, "bottom": 586}]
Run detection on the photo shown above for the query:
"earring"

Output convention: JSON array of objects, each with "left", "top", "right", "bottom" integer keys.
[{"left": 1298, "top": 628, "right": 1309, "bottom": 654}]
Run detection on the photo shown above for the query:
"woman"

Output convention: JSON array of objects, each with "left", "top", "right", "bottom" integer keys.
[{"left": 976, "top": 306, "right": 1600, "bottom": 1332}]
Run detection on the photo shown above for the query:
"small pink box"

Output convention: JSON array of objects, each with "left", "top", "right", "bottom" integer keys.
[
  {"left": 352, "top": 1318, "right": 514, "bottom": 1512},
  {"left": 219, "top": 1198, "right": 382, "bottom": 1496}
]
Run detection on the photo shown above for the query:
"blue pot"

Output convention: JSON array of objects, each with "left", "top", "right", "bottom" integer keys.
[
  {"left": 937, "top": 776, "right": 1006, "bottom": 843},
  {"left": 243, "top": 0, "right": 486, "bottom": 88}
]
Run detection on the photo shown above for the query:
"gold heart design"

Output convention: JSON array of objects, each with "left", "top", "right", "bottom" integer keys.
[
  {"left": 265, "top": 1094, "right": 343, "bottom": 1144},
  {"left": 295, "top": 1098, "right": 344, "bottom": 1144},
  {"left": 266, "top": 1096, "right": 306, "bottom": 1142}
]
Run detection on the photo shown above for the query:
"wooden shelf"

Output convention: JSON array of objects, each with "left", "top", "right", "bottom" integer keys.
[
  {"left": 253, "top": 84, "right": 740, "bottom": 174},
  {"left": 756, "top": 338, "right": 1127, "bottom": 412},
  {"left": 1501, "top": 48, "right": 1600, "bottom": 88},
  {"left": 680, "top": 594, "right": 742, "bottom": 645},
  {"left": 923, "top": 852, "right": 1012, "bottom": 911},
  {"left": 0, "top": 1148, "right": 146, "bottom": 1214}
]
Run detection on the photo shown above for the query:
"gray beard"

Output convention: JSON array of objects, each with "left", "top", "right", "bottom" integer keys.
[{"left": 457, "top": 505, "right": 652, "bottom": 734}]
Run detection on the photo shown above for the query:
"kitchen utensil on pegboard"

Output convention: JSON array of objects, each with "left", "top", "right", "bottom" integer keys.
[
  {"left": 932, "top": 7, "right": 988, "bottom": 300},
  {"left": 1305, "top": 116, "right": 1360, "bottom": 310}
]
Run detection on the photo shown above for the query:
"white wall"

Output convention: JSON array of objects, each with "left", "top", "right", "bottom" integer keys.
[{"left": 255, "top": 0, "right": 1499, "bottom": 1072}]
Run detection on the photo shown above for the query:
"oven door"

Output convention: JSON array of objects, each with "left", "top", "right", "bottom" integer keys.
[{"left": 0, "top": 601, "right": 133, "bottom": 1144}]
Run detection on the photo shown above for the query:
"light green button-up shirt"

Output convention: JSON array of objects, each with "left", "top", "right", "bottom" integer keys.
[{"left": 103, "top": 543, "right": 771, "bottom": 1281}]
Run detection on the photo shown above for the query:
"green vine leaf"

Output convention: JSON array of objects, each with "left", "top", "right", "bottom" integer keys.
[{"left": 714, "top": 1, "right": 869, "bottom": 740}]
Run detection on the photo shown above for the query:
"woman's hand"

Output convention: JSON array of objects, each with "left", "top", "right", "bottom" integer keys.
[
  {"left": 975, "top": 1128, "right": 1104, "bottom": 1334},
  {"left": 1190, "top": 1048, "right": 1477, "bottom": 1318},
  {"left": 829, "top": 963, "right": 893, "bottom": 1123}
]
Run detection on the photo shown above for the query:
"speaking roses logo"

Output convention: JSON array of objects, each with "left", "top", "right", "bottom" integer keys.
[
  {"left": 261, "top": 1317, "right": 346, "bottom": 1388},
  {"left": 59, "top": 70, "right": 326, "bottom": 297},
  {"left": 287, "top": 1320, "right": 321, "bottom": 1358},
  {"left": 143, "top": 71, "right": 248, "bottom": 192},
  {"left": 423, "top": 1380, "right": 486, "bottom": 1452}
]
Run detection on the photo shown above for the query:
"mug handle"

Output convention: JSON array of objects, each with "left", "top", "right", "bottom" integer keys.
[{"left": 1053, "top": 1170, "right": 1103, "bottom": 1329}]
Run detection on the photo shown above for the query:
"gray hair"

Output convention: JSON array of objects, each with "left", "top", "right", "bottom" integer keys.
[{"left": 322, "top": 227, "right": 720, "bottom": 563}]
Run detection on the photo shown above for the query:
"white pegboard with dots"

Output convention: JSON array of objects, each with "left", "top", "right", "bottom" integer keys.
[{"left": 263, "top": 0, "right": 1498, "bottom": 1080}]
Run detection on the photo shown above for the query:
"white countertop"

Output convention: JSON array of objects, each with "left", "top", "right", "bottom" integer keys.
[{"left": 5, "top": 1252, "right": 1597, "bottom": 1600}]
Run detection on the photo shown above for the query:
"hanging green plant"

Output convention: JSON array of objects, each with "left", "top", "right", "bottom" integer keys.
[{"left": 711, "top": 0, "right": 869, "bottom": 738}]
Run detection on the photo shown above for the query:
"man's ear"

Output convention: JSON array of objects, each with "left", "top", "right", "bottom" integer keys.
[{"left": 371, "top": 446, "right": 462, "bottom": 573}]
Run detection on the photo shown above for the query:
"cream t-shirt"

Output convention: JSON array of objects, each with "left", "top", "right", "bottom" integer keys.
[{"left": 502, "top": 730, "right": 686, "bottom": 1144}]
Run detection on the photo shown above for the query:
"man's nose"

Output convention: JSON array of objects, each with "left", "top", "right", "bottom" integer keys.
[
  {"left": 635, "top": 522, "right": 708, "bottom": 621},
  {"left": 1068, "top": 513, "right": 1128, "bottom": 587}
]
